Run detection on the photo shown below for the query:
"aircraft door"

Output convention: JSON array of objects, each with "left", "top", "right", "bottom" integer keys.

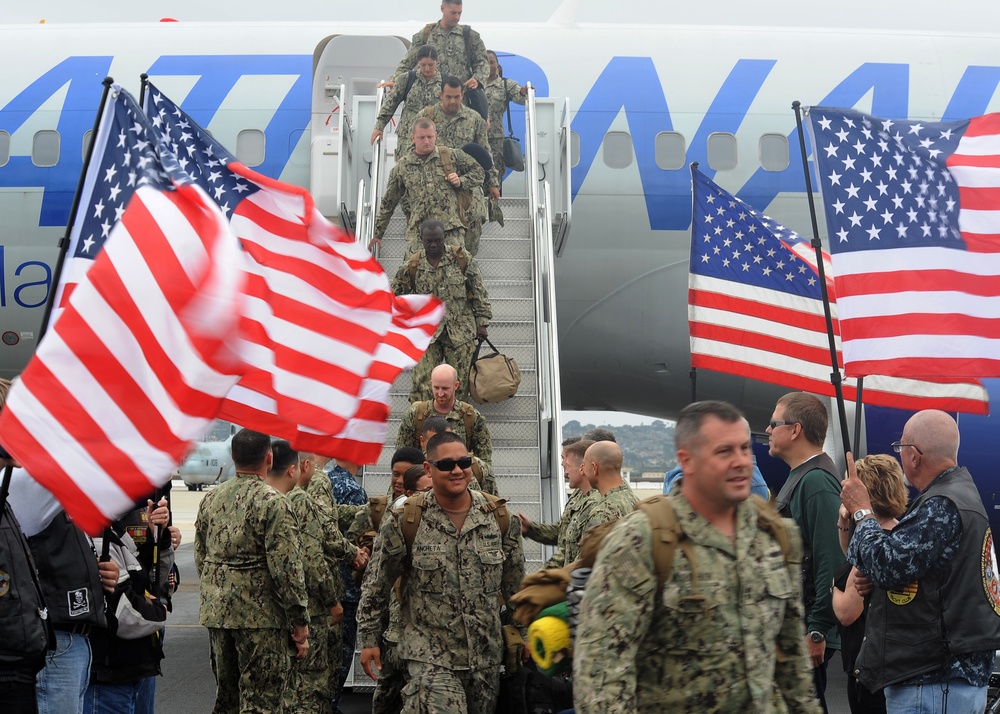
[{"left": 310, "top": 35, "right": 407, "bottom": 224}]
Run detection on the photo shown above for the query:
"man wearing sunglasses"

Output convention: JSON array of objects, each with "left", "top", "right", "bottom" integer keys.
[
  {"left": 767, "top": 392, "right": 844, "bottom": 712},
  {"left": 842, "top": 410, "right": 1000, "bottom": 713},
  {"left": 357, "top": 431, "right": 524, "bottom": 714}
]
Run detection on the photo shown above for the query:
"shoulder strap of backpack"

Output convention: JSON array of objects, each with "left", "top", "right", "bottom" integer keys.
[
  {"left": 421, "top": 22, "right": 436, "bottom": 45},
  {"left": 479, "top": 492, "right": 510, "bottom": 539},
  {"left": 401, "top": 491, "right": 429, "bottom": 556},
  {"left": 450, "top": 245, "right": 469, "bottom": 274},
  {"left": 438, "top": 145, "right": 455, "bottom": 175},
  {"left": 369, "top": 495, "right": 389, "bottom": 533},
  {"left": 403, "top": 69, "right": 417, "bottom": 97},
  {"left": 459, "top": 401, "right": 476, "bottom": 447},
  {"left": 636, "top": 494, "right": 697, "bottom": 590},
  {"left": 412, "top": 400, "right": 431, "bottom": 440},
  {"left": 752, "top": 495, "right": 792, "bottom": 564},
  {"left": 406, "top": 251, "right": 422, "bottom": 285}
]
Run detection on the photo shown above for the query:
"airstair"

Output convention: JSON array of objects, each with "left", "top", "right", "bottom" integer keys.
[{"left": 309, "top": 34, "right": 572, "bottom": 690}]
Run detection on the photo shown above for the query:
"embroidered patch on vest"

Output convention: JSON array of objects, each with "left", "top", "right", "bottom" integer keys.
[
  {"left": 981, "top": 529, "right": 1000, "bottom": 616},
  {"left": 886, "top": 582, "right": 918, "bottom": 605},
  {"left": 68, "top": 587, "right": 90, "bottom": 617}
]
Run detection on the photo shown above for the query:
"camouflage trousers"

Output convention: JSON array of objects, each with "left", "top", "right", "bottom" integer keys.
[
  {"left": 464, "top": 219, "right": 482, "bottom": 257},
  {"left": 409, "top": 336, "right": 477, "bottom": 403},
  {"left": 489, "top": 137, "right": 507, "bottom": 186},
  {"left": 208, "top": 627, "right": 291, "bottom": 714},
  {"left": 403, "top": 227, "right": 465, "bottom": 257},
  {"left": 285, "top": 618, "right": 333, "bottom": 714},
  {"left": 402, "top": 661, "right": 500, "bottom": 714},
  {"left": 371, "top": 638, "right": 405, "bottom": 714}
]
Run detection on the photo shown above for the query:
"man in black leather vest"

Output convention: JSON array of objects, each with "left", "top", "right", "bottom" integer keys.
[{"left": 843, "top": 409, "right": 1000, "bottom": 713}]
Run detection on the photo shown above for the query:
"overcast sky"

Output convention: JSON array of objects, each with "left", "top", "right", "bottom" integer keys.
[{"left": 562, "top": 410, "right": 671, "bottom": 427}]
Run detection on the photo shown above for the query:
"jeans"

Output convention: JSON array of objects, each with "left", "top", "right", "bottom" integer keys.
[
  {"left": 84, "top": 680, "right": 143, "bottom": 714},
  {"left": 885, "top": 680, "right": 987, "bottom": 713},
  {"left": 36, "top": 630, "right": 91, "bottom": 714}
]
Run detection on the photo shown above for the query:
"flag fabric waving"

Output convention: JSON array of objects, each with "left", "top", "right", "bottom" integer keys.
[
  {"left": 688, "top": 165, "right": 989, "bottom": 415},
  {"left": 805, "top": 106, "right": 1000, "bottom": 378},
  {"left": 143, "top": 82, "right": 443, "bottom": 462},
  {"left": 0, "top": 86, "right": 247, "bottom": 534}
]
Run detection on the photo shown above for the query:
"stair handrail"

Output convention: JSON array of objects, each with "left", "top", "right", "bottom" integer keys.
[
  {"left": 524, "top": 84, "right": 563, "bottom": 492},
  {"left": 359, "top": 83, "right": 390, "bottom": 257}
]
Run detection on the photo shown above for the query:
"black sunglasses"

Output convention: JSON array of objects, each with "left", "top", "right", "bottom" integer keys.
[{"left": 428, "top": 456, "right": 474, "bottom": 471}]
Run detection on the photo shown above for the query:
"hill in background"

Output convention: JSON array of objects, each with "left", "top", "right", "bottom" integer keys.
[{"left": 562, "top": 419, "right": 676, "bottom": 475}]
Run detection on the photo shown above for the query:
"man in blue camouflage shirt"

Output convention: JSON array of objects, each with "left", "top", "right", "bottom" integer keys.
[
  {"left": 842, "top": 409, "right": 1000, "bottom": 713},
  {"left": 327, "top": 457, "right": 369, "bottom": 711}
]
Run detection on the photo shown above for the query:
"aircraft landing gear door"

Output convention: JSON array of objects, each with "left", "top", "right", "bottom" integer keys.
[{"left": 310, "top": 35, "right": 407, "bottom": 226}]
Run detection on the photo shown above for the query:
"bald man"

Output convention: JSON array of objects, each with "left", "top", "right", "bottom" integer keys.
[
  {"left": 842, "top": 410, "right": 1000, "bottom": 713},
  {"left": 583, "top": 441, "right": 638, "bottom": 530}
]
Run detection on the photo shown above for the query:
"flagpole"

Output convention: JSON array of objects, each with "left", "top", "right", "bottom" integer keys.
[
  {"left": 36, "top": 76, "right": 115, "bottom": 343},
  {"left": 139, "top": 73, "right": 149, "bottom": 109},
  {"left": 853, "top": 377, "right": 864, "bottom": 459},
  {"left": 688, "top": 163, "right": 701, "bottom": 406},
  {"left": 0, "top": 463, "right": 13, "bottom": 530},
  {"left": 792, "top": 101, "right": 851, "bottom": 455}
]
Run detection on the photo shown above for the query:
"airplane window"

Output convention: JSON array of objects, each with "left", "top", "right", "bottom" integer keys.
[
  {"left": 759, "top": 133, "right": 789, "bottom": 172},
  {"left": 707, "top": 132, "right": 737, "bottom": 171},
  {"left": 569, "top": 131, "right": 580, "bottom": 168},
  {"left": 82, "top": 130, "right": 93, "bottom": 162},
  {"left": 654, "top": 131, "right": 686, "bottom": 170},
  {"left": 0, "top": 131, "right": 9, "bottom": 167},
  {"left": 32, "top": 130, "right": 60, "bottom": 168},
  {"left": 602, "top": 131, "right": 633, "bottom": 169},
  {"left": 236, "top": 129, "right": 266, "bottom": 168}
]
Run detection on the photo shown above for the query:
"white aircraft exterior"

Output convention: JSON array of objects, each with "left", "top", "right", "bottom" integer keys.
[
  {"left": 2, "top": 0, "right": 1000, "bottom": 433},
  {"left": 176, "top": 436, "right": 236, "bottom": 491}
]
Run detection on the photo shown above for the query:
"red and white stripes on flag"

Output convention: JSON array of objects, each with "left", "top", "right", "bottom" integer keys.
[
  {"left": 806, "top": 107, "right": 1000, "bottom": 379},
  {"left": 0, "top": 185, "right": 245, "bottom": 534},
  {"left": 217, "top": 167, "right": 444, "bottom": 463}
]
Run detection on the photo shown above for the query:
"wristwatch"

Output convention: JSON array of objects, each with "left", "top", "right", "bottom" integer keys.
[
  {"left": 853, "top": 508, "right": 875, "bottom": 522},
  {"left": 808, "top": 630, "right": 826, "bottom": 643}
]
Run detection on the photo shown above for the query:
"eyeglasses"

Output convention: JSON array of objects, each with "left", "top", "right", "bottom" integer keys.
[
  {"left": 428, "top": 456, "right": 474, "bottom": 471},
  {"left": 768, "top": 420, "right": 797, "bottom": 430},
  {"left": 891, "top": 441, "right": 923, "bottom": 455}
]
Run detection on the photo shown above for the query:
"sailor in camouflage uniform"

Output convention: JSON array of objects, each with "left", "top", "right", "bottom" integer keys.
[
  {"left": 521, "top": 438, "right": 597, "bottom": 568},
  {"left": 358, "top": 432, "right": 525, "bottom": 714},
  {"left": 418, "top": 77, "right": 496, "bottom": 255},
  {"left": 395, "top": 364, "right": 493, "bottom": 467},
  {"left": 573, "top": 401, "right": 818, "bottom": 714},
  {"left": 264, "top": 441, "right": 342, "bottom": 714},
  {"left": 484, "top": 50, "right": 527, "bottom": 179},
  {"left": 392, "top": 222, "right": 491, "bottom": 403},
  {"left": 372, "top": 45, "right": 442, "bottom": 157},
  {"left": 194, "top": 429, "right": 311, "bottom": 714},
  {"left": 390, "top": 0, "right": 489, "bottom": 93},
  {"left": 373, "top": 118, "right": 485, "bottom": 255},
  {"left": 582, "top": 441, "right": 639, "bottom": 530},
  {"left": 418, "top": 415, "right": 494, "bottom": 495}
]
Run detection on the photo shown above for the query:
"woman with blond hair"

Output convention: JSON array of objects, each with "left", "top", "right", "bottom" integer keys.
[{"left": 833, "top": 453, "right": 908, "bottom": 713}]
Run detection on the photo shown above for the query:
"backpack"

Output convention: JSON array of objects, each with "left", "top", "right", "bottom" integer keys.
[
  {"left": 576, "top": 494, "right": 793, "bottom": 590},
  {"left": 399, "top": 490, "right": 509, "bottom": 555},
  {"left": 437, "top": 145, "right": 478, "bottom": 227}
]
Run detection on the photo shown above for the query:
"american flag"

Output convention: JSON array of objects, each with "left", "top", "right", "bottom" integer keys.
[
  {"left": 0, "top": 86, "right": 247, "bottom": 534},
  {"left": 144, "top": 83, "right": 443, "bottom": 462},
  {"left": 805, "top": 106, "right": 1000, "bottom": 379},
  {"left": 688, "top": 165, "right": 988, "bottom": 414}
]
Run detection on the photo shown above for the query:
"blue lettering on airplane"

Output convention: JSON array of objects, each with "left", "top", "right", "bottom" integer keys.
[
  {"left": 569, "top": 57, "right": 776, "bottom": 231},
  {"left": 0, "top": 57, "right": 113, "bottom": 227},
  {"left": 0, "top": 246, "right": 53, "bottom": 309}
]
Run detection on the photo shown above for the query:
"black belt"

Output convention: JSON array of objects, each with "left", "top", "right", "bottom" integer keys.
[{"left": 54, "top": 623, "right": 91, "bottom": 636}]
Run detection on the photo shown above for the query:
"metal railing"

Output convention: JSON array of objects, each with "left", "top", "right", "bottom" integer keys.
[
  {"left": 524, "top": 84, "right": 564, "bottom": 520},
  {"left": 356, "top": 84, "right": 389, "bottom": 254}
]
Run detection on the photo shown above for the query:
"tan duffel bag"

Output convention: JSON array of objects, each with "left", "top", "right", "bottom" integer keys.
[{"left": 469, "top": 337, "right": 521, "bottom": 404}]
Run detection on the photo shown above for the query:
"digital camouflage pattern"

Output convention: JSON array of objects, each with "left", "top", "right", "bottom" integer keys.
[
  {"left": 373, "top": 147, "right": 484, "bottom": 249},
  {"left": 194, "top": 473, "right": 308, "bottom": 630},
  {"left": 285, "top": 486, "right": 338, "bottom": 714},
  {"left": 392, "top": 248, "right": 491, "bottom": 403},
  {"left": 395, "top": 399, "right": 493, "bottom": 466},
  {"left": 357, "top": 489, "right": 525, "bottom": 673},
  {"left": 209, "top": 628, "right": 292, "bottom": 714},
  {"left": 584, "top": 483, "right": 639, "bottom": 531},
  {"left": 484, "top": 76, "right": 526, "bottom": 178},
  {"left": 401, "top": 661, "right": 500, "bottom": 714},
  {"left": 573, "top": 493, "right": 819, "bottom": 714},
  {"left": 525, "top": 488, "right": 598, "bottom": 569},
  {"left": 392, "top": 23, "right": 489, "bottom": 89},
  {"left": 376, "top": 71, "right": 443, "bottom": 156},
  {"left": 419, "top": 104, "right": 495, "bottom": 188}
]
